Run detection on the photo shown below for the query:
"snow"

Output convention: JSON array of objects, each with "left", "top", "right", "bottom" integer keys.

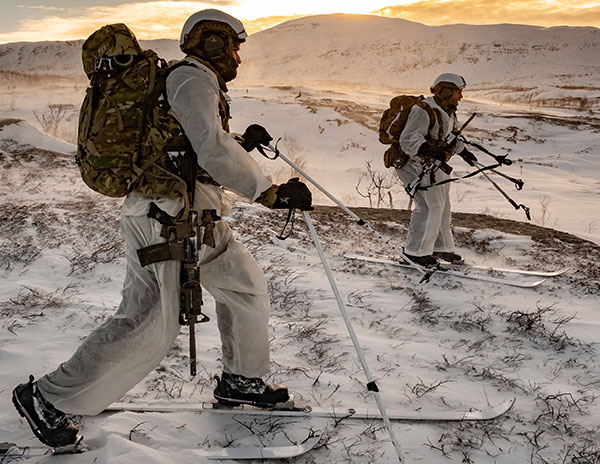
[
  {"left": 0, "top": 120, "right": 74, "bottom": 154},
  {"left": 1, "top": 13, "right": 600, "bottom": 464}
]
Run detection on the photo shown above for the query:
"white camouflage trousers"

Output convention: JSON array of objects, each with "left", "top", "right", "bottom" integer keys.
[
  {"left": 396, "top": 159, "right": 455, "bottom": 256},
  {"left": 37, "top": 185, "right": 270, "bottom": 415}
]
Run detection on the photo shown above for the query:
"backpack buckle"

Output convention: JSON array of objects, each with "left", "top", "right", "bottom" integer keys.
[{"left": 95, "top": 57, "right": 114, "bottom": 72}]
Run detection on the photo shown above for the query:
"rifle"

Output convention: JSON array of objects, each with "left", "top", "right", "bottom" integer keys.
[
  {"left": 138, "top": 148, "right": 217, "bottom": 377},
  {"left": 179, "top": 209, "right": 219, "bottom": 376},
  {"left": 405, "top": 112, "right": 476, "bottom": 198}
]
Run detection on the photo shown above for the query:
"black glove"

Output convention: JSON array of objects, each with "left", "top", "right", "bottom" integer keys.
[
  {"left": 418, "top": 142, "right": 449, "bottom": 162},
  {"left": 458, "top": 148, "right": 478, "bottom": 167},
  {"left": 274, "top": 178, "right": 313, "bottom": 211},
  {"left": 241, "top": 124, "right": 272, "bottom": 152}
]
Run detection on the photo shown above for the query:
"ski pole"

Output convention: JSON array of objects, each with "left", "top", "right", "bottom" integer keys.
[
  {"left": 478, "top": 168, "right": 531, "bottom": 220},
  {"left": 474, "top": 162, "right": 524, "bottom": 190},
  {"left": 264, "top": 143, "right": 435, "bottom": 283},
  {"left": 460, "top": 136, "right": 512, "bottom": 166},
  {"left": 303, "top": 210, "right": 405, "bottom": 463}
]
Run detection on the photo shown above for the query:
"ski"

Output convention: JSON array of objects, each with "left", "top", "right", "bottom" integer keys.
[
  {"left": 106, "top": 397, "right": 515, "bottom": 422},
  {"left": 346, "top": 253, "right": 568, "bottom": 277},
  {"left": 0, "top": 435, "right": 321, "bottom": 461},
  {"left": 0, "top": 438, "right": 87, "bottom": 460},
  {"left": 344, "top": 253, "right": 547, "bottom": 288},
  {"left": 444, "top": 260, "right": 569, "bottom": 277}
]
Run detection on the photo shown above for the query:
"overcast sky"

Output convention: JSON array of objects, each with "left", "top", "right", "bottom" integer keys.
[{"left": 1, "top": 0, "right": 599, "bottom": 43}]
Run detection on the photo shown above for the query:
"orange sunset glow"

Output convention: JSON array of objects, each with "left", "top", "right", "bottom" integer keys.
[{"left": 0, "top": 0, "right": 598, "bottom": 44}]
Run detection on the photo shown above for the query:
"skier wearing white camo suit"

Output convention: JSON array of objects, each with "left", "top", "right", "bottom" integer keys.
[
  {"left": 12, "top": 9, "right": 312, "bottom": 448},
  {"left": 396, "top": 73, "right": 478, "bottom": 266}
]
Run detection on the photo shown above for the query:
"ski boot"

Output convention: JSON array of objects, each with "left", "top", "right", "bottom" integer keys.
[
  {"left": 213, "top": 372, "right": 293, "bottom": 409},
  {"left": 404, "top": 253, "right": 439, "bottom": 267},
  {"left": 12, "top": 375, "right": 80, "bottom": 448},
  {"left": 433, "top": 251, "right": 464, "bottom": 264}
]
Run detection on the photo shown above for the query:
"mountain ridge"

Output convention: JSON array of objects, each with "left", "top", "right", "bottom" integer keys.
[{"left": 1, "top": 14, "right": 598, "bottom": 109}]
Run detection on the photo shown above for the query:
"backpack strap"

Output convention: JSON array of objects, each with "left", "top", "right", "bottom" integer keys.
[
  {"left": 167, "top": 59, "right": 231, "bottom": 132},
  {"left": 415, "top": 99, "right": 444, "bottom": 143}
]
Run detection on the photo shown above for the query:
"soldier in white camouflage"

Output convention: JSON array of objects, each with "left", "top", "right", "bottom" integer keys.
[
  {"left": 395, "top": 73, "right": 478, "bottom": 266},
  {"left": 13, "top": 10, "right": 312, "bottom": 448}
]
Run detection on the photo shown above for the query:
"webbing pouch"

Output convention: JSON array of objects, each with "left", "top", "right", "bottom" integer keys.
[{"left": 137, "top": 240, "right": 186, "bottom": 267}]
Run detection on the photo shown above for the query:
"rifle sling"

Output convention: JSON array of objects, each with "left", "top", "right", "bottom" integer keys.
[{"left": 418, "top": 160, "right": 504, "bottom": 192}]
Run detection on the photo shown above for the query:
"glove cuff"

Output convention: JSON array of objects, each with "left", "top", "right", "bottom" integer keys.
[{"left": 255, "top": 184, "right": 279, "bottom": 208}]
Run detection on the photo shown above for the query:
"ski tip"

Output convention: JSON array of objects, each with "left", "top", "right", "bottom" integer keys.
[
  {"left": 201, "top": 432, "right": 322, "bottom": 460},
  {"left": 481, "top": 397, "right": 516, "bottom": 420}
]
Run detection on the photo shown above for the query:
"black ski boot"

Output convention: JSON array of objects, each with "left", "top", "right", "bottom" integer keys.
[
  {"left": 433, "top": 251, "right": 464, "bottom": 264},
  {"left": 404, "top": 253, "right": 438, "bottom": 267},
  {"left": 12, "top": 375, "right": 79, "bottom": 447},
  {"left": 214, "top": 372, "right": 291, "bottom": 408}
]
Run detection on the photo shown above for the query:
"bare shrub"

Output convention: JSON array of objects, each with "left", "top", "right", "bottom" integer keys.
[
  {"left": 427, "top": 419, "right": 511, "bottom": 461},
  {"left": 355, "top": 160, "right": 400, "bottom": 208},
  {"left": 66, "top": 241, "right": 125, "bottom": 275},
  {"left": 5, "top": 285, "right": 74, "bottom": 316},
  {"left": 450, "top": 303, "right": 493, "bottom": 333},
  {"left": 453, "top": 229, "right": 503, "bottom": 254},
  {"left": 405, "top": 287, "right": 448, "bottom": 326},
  {"left": 284, "top": 317, "right": 346, "bottom": 369},
  {"left": 34, "top": 104, "right": 73, "bottom": 138},
  {"left": 0, "top": 239, "right": 41, "bottom": 271},
  {"left": 406, "top": 377, "right": 450, "bottom": 398},
  {"left": 262, "top": 260, "right": 311, "bottom": 318},
  {"left": 535, "top": 195, "right": 554, "bottom": 227},
  {"left": 505, "top": 304, "right": 581, "bottom": 352}
]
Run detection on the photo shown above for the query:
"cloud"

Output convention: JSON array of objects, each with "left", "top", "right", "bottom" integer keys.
[
  {"left": 2, "top": 0, "right": 598, "bottom": 44},
  {"left": 17, "top": 5, "right": 66, "bottom": 11},
  {"left": 1, "top": 1, "right": 238, "bottom": 43},
  {"left": 372, "top": 0, "right": 600, "bottom": 28}
]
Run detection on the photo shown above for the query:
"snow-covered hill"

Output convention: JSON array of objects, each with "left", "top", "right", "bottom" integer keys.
[
  {"left": 0, "top": 38, "right": 181, "bottom": 76},
  {"left": 239, "top": 15, "right": 599, "bottom": 89},
  {"left": 1, "top": 15, "right": 598, "bottom": 110}
]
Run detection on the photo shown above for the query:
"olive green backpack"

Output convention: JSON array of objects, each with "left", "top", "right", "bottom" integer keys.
[
  {"left": 76, "top": 24, "right": 190, "bottom": 207},
  {"left": 378, "top": 95, "right": 437, "bottom": 168}
]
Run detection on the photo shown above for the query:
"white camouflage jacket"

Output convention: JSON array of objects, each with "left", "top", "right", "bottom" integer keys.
[{"left": 122, "top": 56, "right": 271, "bottom": 217}]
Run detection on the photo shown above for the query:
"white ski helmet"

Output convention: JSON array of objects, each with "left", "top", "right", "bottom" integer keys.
[
  {"left": 180, "top": 9, "right": 247, "bottom": 81},
  {"left": 180, "top": 9, "right": 247, "bottom": 49},
  {"left": 430, "top": 73, "right": 467, "bottom": 96}
]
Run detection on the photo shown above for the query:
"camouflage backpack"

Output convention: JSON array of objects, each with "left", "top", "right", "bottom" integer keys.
[
  {"left": 378, "top": 95, "right": 438, "bottom": 169},
  {"left": 76, "top": 24, "right": 190, "bottom": 210}
]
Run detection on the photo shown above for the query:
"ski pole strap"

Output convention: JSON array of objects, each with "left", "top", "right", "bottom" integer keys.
[
  {"left": 256, "top": 137, "right": 281, "bottom": 160},
  {"left": 276, "top": 208, "right": 296, "bottom": 240}
]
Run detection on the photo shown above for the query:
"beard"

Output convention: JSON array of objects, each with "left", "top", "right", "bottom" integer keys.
[
  {"left": 212, "top": 55, "right": 239, "bottom": 82},
  {"left": 434, "top": 95, "right": 457, "bottom": 114}
]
